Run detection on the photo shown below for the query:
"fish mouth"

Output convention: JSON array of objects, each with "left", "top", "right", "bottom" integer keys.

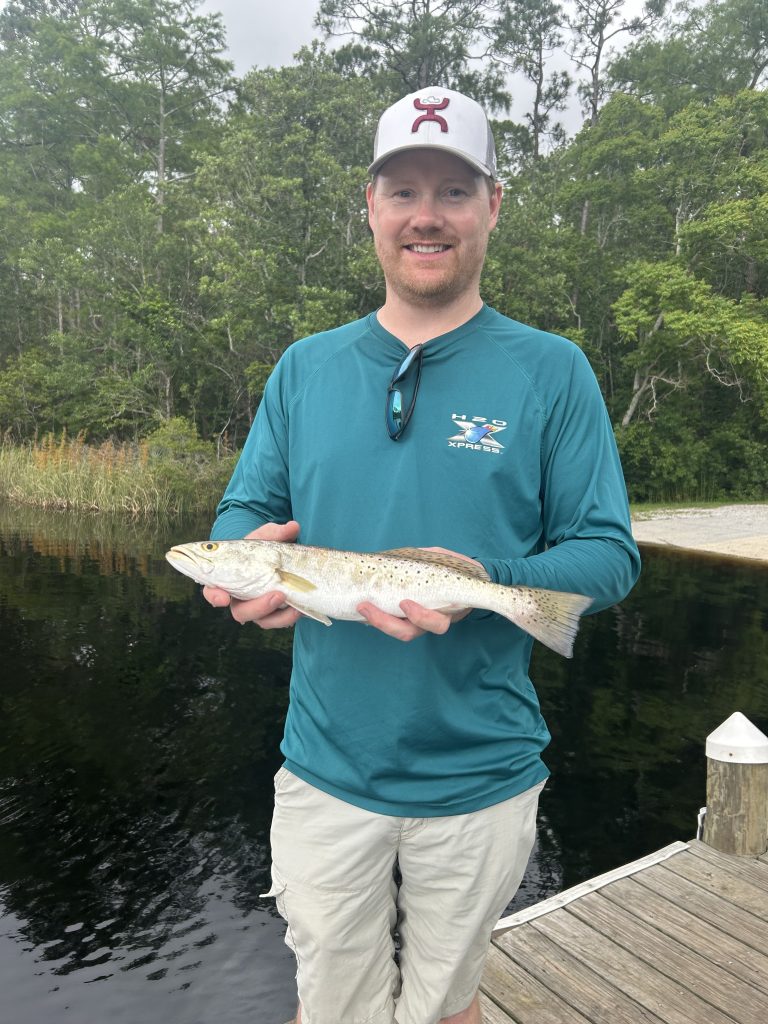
[{"left": 166, "top": 547, "right": 213, "bottom": 573}]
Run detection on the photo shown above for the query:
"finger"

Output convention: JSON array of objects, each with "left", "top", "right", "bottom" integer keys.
[
  {"left": 228, "top": 591, "right": 291, "bottom": 625},
  {"left": 203, "top": 586, "right": 232, "bottom": 608},
  {"left": 357, "top": 602, "right": 425, "bottom": 642},
  {"left": 248, "top": 605, "right": 302, "bottom": 630},
  {"left": 399, "top": 600, "right": 452, "bottom": 635}
]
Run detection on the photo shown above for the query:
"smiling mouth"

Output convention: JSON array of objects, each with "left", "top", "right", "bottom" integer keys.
[{"left": 404, "top": 243, "right": 452, "bottom": 253}]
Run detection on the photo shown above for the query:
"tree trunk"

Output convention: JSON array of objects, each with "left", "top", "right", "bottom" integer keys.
[{"left": 157, "top": 84, "right": 166, "bottom": 235}]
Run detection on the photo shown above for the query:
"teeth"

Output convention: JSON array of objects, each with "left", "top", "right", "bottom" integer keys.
[{"left": 409, "top": 244, "right": 448, "bottom": 253}]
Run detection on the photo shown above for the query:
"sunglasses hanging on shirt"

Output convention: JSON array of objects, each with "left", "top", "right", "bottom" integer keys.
[{"left": 385, "top": 344, "right": 424, "bottom": 441}]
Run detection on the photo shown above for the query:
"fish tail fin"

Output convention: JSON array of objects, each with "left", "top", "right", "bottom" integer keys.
[{"left": 496, "top": 588, "right": 593, "bottom": 658}]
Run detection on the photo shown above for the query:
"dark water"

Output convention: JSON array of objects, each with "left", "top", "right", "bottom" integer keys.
[{"left": 1, "top": 510, "right": 767, "bottom": 1024}]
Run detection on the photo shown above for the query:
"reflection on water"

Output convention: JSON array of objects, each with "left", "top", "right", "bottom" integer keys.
[
  {"left": 0, "top": 509, "right": 295, "bottom": 1022},
  {"left": 1, "top": 508, "right": 768, "bottom": 1023}
]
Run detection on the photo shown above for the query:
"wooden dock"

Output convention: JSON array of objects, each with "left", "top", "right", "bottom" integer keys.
[{"left": 480, "top": 838, "right": 768, "bottom": 1024}]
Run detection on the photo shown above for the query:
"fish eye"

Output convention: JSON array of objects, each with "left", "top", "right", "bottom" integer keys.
[{"left": 202, "top": 542, "right": 219, "bottom": 551}]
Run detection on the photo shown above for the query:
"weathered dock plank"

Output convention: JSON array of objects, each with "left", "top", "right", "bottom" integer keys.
[
  {"left": 567, "top": 890, "right": 766, "bottom": 1024},
  {"left": 631, "top": 861, "right": 768, "bottom": 952},
  {"left": 660, "top": 846, "right": 768, "bottom": 918},
  {"left": 686, "top": 836, "right": 768, "bottom": 892},
  {"left": 488, "top": 925, "right": 665, "bottom": 1024},
  {"left": 482, "top": 841, "right": 768, "bottom": 1024},
  {"left": 481, "top": 942, "right": 593, "bottom": 1023},
  {"left": 530, "top": 903, "right": 738, "bottom": 1024},
  {"left": 479, "top": 990, "right": 524, "bottom": 1024},
  {"left": 600, "top": 874, "right": 768, "bottom": 998}
]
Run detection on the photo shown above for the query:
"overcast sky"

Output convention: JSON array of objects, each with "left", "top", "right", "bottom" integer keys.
[{"left": 198, "top": 0, "right": 321, "bottom": 74}]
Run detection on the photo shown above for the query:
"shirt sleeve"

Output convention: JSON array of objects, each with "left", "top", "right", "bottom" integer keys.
[
  {"left": 210, "top": 359, "right": 293, "bottom": 540},
  {"left": 478, "top": 347, "right": 640, "bottom": 613}
]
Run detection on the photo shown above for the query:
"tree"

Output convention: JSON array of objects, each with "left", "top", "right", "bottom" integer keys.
[
  {"left": 609, "top": 0, "right": 768, "bottom": 113},
  {"left": 190, "top": 46, "right": 383, "bottom": 444},
  {"left": 103, "top": 0, "right": 234, "bottom": 232},
  {"left": 0, "top": 0, "right": 233, "bottom": 438},
  {"left": 495, "top": 0, "right": 572, "bottom": 159},
  {"left": 567, "top": 0, "right": 666, "bottom": 126},
  {"left": 315, "top": 0, "right": 509, "bottom": 106},
  {"left": 608, "top": 91, "right": 768, "bottom": 431},
  {"left": 613, "top": 261, "right": 768, "bottom": 427}
]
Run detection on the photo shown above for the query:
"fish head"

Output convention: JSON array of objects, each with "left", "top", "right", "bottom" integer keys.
[{"left": 165, "top": 540, "right": 280, "bottom": 598}]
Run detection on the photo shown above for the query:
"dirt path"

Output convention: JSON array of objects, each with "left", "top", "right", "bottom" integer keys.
[{"left": 631, "top": 504, "right": 768, "bottom": 562}]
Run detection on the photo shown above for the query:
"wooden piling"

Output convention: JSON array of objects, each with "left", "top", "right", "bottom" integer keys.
[{"left": 702, "top": 711, "right": 768, "bottom": 857}]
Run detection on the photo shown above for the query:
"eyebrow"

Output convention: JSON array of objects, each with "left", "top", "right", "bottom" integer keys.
[{"left": 377, "top": 174, "right": 479, "bottom": 191}]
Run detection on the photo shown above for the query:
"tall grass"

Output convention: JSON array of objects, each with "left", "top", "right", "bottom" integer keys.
[{"left": 0, "top": 425, "right": 235, "bottom": 518}]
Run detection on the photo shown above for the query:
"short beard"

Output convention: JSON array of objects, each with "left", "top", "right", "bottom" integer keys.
[
  {"left": 394, "top": 273, "right": 467, "bottom": 305},
  {"left": 375, "top": 239, "right": 485, "bottom": 307}
]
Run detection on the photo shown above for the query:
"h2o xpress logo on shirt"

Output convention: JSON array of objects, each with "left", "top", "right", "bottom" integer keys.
[{"left": 448, "top": 414, "right": 506, "bottom": 453}]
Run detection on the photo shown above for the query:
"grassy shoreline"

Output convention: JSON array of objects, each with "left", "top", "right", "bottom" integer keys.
[
  {"left": 0, "top": 424, "right": 234, "bottom": 518},
  {"left": 3, "top": 429, "right": 763, "bottom": 522}
]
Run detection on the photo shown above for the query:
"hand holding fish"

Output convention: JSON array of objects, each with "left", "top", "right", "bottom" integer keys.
[
  {"left": 202, "top": 520, "right": 302, "bottom": 629},
  {"left": 203, "top": 525, "right": 471, "bottom": 639},
  {"left": 358, "top": 547, "right": 475, "bottom": 641}
]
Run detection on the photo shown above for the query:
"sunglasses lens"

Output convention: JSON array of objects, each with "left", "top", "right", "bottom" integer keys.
[
  {"left": 387, "top": 389, "right": 403, "bottom": 436},
  {"left": 385, "top": 344, "right": 423, "bottom": 440},
  {"left": 393, "top": 347, "right": 420, "bottom": 382}
]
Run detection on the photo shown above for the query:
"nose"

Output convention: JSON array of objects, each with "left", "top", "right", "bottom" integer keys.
[{"left": 408, "top": 193, "right": 445, "bottom": 232}]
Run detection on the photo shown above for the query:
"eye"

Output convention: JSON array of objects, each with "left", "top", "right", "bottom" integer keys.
[{"left": 202, "top": 542, "right": 219, "bottom": 552}]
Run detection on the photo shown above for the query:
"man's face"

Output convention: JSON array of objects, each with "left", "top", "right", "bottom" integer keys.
[{"left": 366, "top": 150, "right": 502, "bottom": 307}]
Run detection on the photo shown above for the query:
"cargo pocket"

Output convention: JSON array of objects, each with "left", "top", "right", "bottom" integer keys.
[
  {"left": 273, "top": 765, "right": 292, "bottom": 795},
  {"left": 259, "top": 866, "right": 286, "bottom": 903},
  {"left": 260, "top": 868, "right": 296, "bottom": 955}
]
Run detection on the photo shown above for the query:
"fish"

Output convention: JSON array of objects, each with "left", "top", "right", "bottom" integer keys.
[{"left": 165, "top": 539, "right": 593, "bottom": 658}]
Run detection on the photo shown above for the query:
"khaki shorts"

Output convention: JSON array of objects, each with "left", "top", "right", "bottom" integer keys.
[{"left": 262, "top": 768, "right": 544, "bottom": 1024}]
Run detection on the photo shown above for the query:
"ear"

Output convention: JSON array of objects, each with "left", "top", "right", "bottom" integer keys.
[
  {"left": 366, "top": 181, "right": 376, "bottom": 231},
  {"left": 488, "top": 182, "right": 503, "bottom": 230}
]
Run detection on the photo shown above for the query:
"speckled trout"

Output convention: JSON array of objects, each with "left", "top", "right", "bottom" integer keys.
[{"left": 166, "top": 539, "right": 593, "bottom": 657}]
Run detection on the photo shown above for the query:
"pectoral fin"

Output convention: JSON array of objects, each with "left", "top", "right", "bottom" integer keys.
[
  {"left": 277, "top": 569, "right": 317, "bottom": 593},
  {"left": 284, "top": 599, "right": 332, "bottom": 626}
]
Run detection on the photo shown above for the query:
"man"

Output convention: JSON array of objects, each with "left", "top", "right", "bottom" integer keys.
[{"left": 206, "top": 86, "right": 640, "bottom": 1024}]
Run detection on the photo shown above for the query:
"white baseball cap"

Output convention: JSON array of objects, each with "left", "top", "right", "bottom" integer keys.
[{"left": 369, "top": 86, "right": 497, "bottom": 179}]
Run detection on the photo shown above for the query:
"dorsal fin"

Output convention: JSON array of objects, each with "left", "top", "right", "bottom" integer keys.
[{"left": 379, "top": 547, "right": 491, "bottom": 581}]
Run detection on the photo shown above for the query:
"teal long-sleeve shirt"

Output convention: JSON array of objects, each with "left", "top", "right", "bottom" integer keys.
[{"left": 211, "top": 305, "right": 640, "bottom": 816}]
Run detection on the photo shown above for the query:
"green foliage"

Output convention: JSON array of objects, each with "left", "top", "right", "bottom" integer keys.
[
  {"left": 495, "top": 0, "right": 572, "bottom": 158},
  {"left": 143, "top": 418, "right": 235, "bottom": 512},
  {"left": 0, "top": 0, "right": 767, "bottom": 506},
  {"left": 609, "top": 0, "right": 768, "bottom": 113},
  {"left": 316, "top": 1, "right": 510, "bottom": 106},
  {"left": 617, "top": 408, "right": 768, "bottom": 503},
  {"left": 244, "top": 363, "right": 275, "bottom": 404}
]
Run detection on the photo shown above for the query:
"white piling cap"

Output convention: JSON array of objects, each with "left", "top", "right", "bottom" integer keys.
[{"left": 706, "top": 712, "right": 768, "bottom": 764}]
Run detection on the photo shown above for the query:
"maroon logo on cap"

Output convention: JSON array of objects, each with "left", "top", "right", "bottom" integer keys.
[{"left": 412, "top": 97, "right": 449, "bottom": 133}]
